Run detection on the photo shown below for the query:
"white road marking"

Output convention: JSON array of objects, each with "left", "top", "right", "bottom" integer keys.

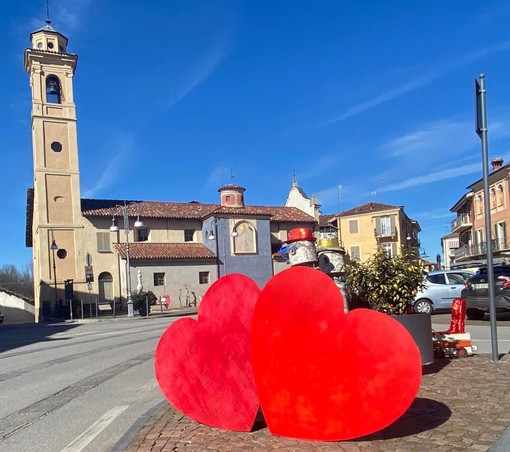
[{"left": 61, "top": 405, "right": 129, "bottom": 451}]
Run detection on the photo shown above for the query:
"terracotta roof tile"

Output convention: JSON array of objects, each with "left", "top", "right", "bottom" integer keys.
[
  {"left": 81, "top": 199, "right": 218, "bottom": 219},
  {"left": 114, "top": 243, "right": 216, "bottom": 260},
  {"left": 81, "top": 199, "right": 316, "bottom": 224},
  {"left": 319, "top": 214, "right": 336, "bottom": 227},
  {"left": 336, "top": 202, "right": 401, "bottom": 217}
]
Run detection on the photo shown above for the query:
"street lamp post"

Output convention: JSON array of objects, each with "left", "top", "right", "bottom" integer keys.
[
  {"left": 50, "top": 236, "right": 58, "bottom": 304},
  {"left": 110, "top": 201, "right": 144, "bottom": 318},
  {"left": 208, "top": 217, "right": 238, "bottom": 277}
]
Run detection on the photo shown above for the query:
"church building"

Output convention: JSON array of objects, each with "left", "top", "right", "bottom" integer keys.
[{"left": 24, "top": 22, "right": 317, "bottom": 321}]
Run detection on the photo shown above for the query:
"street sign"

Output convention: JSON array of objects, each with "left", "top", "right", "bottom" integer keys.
[
  {"left": 86, "top": 252, "right": 93, "bottom": 266},
  {"left": 475, "top": 78, "right": 484, "bottom": 139},
  {"left": 65, "top": 279, "right": 74, "bottom": 299},
  {"left": 85, "top": 265, "right": 94, "bottom": 282}
]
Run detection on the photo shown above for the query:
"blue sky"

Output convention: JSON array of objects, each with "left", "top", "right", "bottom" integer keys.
[{"left": 3, "top": 0, "right": 510, "bottom": 269}]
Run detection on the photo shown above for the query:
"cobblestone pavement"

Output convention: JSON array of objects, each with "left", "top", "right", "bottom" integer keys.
[{"left": 124, "top": 354, "right": 510, "bottom": 451}]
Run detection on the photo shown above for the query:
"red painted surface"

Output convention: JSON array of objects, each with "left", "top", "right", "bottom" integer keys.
[
  {"left": 155, "top": 274, "right": 261, "bottom": 431},
  {"left": 287, "top": 228, "right": 315, "bottom": 243},
  {"left": 252, "top": 267, "right": 422, "bottom": 441}
]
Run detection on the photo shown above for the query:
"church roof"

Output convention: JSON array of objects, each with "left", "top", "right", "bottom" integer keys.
[
  {"left": 30, "top": 21, "right": 68, "bottom": 43},
  {"left": 114, "top": 242, "right": 216, "bottom": 260},
  {"left": 80, "top": 199, "right": 316, "bottom": 223}
]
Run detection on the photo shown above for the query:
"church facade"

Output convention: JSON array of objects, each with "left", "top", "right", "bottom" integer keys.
[{"left": 24, "top": 22, "right": 316, "bottom": 321}]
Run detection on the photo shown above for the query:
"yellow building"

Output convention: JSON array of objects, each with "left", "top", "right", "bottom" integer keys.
[{"left": 323, "top": 202, "right": 421, "bottom": 262}]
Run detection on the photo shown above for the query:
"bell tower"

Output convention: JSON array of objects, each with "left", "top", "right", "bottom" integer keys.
[{"left": 24, "top": 20, "right": 84, "bottom": 321}]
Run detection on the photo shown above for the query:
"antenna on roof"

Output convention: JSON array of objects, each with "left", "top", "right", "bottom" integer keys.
[
  {"left": 46, "top": 0, "right": 51, "bottom": 25},
  {"left": 230, "top": 169, "right": 235, "bottom": 183},
  {"left": 337, "top": 185, "right": 343, "bottom": 212},
  {"left": 220, "top": 167, "right": 226, "bottom": 186}
]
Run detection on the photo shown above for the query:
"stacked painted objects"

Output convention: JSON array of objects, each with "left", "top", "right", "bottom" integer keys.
[{"left": 278, "top": 228, "right": 318, "bottom": 267}]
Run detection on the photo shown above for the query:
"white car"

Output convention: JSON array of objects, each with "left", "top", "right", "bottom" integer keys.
[{"left": 409, "top": 270, "right": 475, "bottom": 314}]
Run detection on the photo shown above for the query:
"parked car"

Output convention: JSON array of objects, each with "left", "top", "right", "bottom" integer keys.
[
  {"left": 461, "top": 265, "right": 510, "bottom": 320},
  {"left": 409, "top": 270, "right": 475, "bottom": 314}
]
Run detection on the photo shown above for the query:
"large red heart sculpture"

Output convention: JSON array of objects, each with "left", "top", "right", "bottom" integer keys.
[
  {"left": 155, "top": 274, "right": 261, "bottom": 431},
  {"left": 252, "top": 267, "right": 422, "bottom": 441}
]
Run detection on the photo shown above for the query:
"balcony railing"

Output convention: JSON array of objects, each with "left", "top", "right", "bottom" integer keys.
[
  {"left": 453, "top": 238, "right": 508, "bottom": 259},
  {"left": 451, "top": 213, "right": 472, "bottom": 232},
  {"left": 374, "top": 227, "right": 397, "bottom": 238}
]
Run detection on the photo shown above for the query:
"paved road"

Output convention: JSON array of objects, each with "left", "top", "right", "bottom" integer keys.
[
  {"left": 1, "top": 312, "right": 509, "bottom": 452},
  {"left": 0, "top": 317, "right": 177, "bottom": 452}
]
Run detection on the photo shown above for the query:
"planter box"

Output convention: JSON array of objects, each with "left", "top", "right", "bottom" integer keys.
[{"left": 393, "top": 314, "right": 434, "bottom": 365}]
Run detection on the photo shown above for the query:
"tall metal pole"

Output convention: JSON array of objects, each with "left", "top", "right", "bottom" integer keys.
[
  {"left": 52, "top": 247, "right": 57, "bottom": 303},
  {"left": 477, "top": 74, "right": 498, "bottom": 361},
  {"left": 124, "top": 202, "right": 134, "bottom": 318}
]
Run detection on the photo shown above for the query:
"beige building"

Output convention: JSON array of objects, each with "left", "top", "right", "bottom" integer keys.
[
  {"left": 285, "top": 178, "right": 321, "bottom": 222},
  {"left": 24, "top": 23, "right": 316, "bottom": 322},
  {"left": 446, "top": 158, "right": 510, "bottom": 268},
  {"left": 321, "top": 202, "right": 421, "bottom": 262}
]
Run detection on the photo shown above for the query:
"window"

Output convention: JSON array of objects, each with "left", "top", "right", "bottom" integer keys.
[
  {"left": 199, "top": 272, "right": 209, "bottom": 284},
  {"left": 350, "top": 245, "right": 361, "bottom": 261},
  {"left": 136, "top": 228, "right": 149, "bottom": 242},
  {"left": 46, "top": 75, "right": 61, "bottom": 103},
  {"left": 495, "top": 222, "right": 506, "bottom": 250},
  {"left": 184, "top": 229, "right": 195, "bottom": 242},
  {"left": 498, "top": 185, "right": 505, "bottom": 207},
  {"left": 376, "top": 216, "right": 394, "bottom": 237},
  {"left": 427, "top": 274, "right": 446, "bottom": 284},
  {"left": 153, "top": 272, "right": 165, "bottom": 286},
  {"left": 348, "top": 219, "right": 359, "bottom": 234},
  {"left": 381, "top": 242, "right": 396, "bottom": 258},
  {"left": 97, "top": 232, "right": 111, "bottom": 252},
  {"left": 446, "top": 273, "right": 469, "bottom": 284},
  {"left": 50, "top": 141, "right": 62, "bottom": 152},
  {"left": 477, "top": 195, "right": 483, "bottom": 215}
]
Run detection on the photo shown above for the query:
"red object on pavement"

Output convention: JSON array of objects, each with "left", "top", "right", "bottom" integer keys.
[
  {"left": 251, "top": 267, "right": 421, "bottom": 441},
  {"left": 287, "top": 228, "right": 315, "bottom": 243},
  {"left": 154, "top": 274, "right": 260, "bottom": 431},
  {"left": 445, "top": 297, "right": 467, "bottom": 334},
  {"left": 161, "top": 295, "right": 170, "bottom": 309}
]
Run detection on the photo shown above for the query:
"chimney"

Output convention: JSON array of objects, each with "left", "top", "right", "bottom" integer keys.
[{"left": 491, "top": 158, "right": 504, "bottom": 172}]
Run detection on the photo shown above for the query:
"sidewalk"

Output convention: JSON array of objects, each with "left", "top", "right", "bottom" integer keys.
[{"left": 123, "top": 354, "right": 510, "bottom": 451}]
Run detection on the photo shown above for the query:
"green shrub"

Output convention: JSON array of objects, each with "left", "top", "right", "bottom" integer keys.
[
  {"left": 345, "top": 248, "right": 425, "bottom": 315},
  {"left": 130, "top": 290, "right": 157, "bottom": 311}
]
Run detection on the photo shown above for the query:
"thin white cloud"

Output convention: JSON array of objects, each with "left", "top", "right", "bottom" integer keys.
[
  {"left": 381, "top": 118, "right": 475, "bottom": 159},
  {"left": 163, "top": 40, "right": 232, "bottom": 112},
  {"left": 320, "top": 40, "right": 510, "bottom": 126},
  {"left": 383, "top": 163, "right": 481, "bottom": 193},
  {"left": 82, "top": 131, "right": 134, "bottom": 197},
  {"left": 26, "top": 0, "right": 92, "bottom": 34}
]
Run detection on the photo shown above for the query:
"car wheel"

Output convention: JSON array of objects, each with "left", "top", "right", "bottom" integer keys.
[
  {"left": 466, "top": 309, "right": 485, "bottom": 320},
  {"left": 414, "top": 299, "right": 432, "bottom": 314}
]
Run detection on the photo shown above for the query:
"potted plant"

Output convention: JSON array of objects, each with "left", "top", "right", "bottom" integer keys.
[
  {"left": 131, "top": 290, "right": 157, "bottom": 316},
  {"left": 344, "top": 248, "right": 433, "bottom": 364}
]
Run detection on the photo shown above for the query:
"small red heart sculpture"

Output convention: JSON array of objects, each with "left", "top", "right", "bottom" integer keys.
[
  {"left": 155, "top": 274, "right": 261, "bottom": 431},
  {"left": 252, "top": 267, "right": 422, "bottom": 441}
]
